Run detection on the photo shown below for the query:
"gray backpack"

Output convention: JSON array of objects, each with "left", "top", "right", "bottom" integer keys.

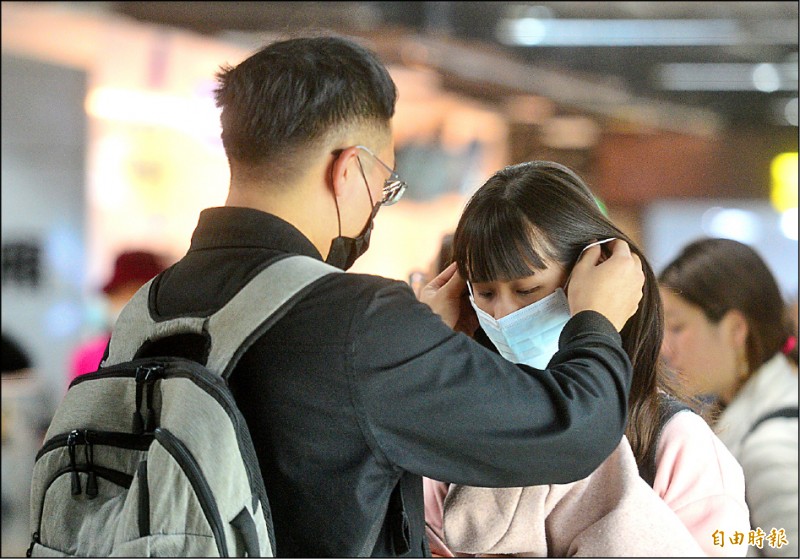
[{"left": 28, "top": 255, "right": 340, "bottom": 557}]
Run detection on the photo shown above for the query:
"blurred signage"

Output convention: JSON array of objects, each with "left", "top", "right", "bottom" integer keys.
[{"left": 2, "top": 240, "right": 42, "bottom": 289}]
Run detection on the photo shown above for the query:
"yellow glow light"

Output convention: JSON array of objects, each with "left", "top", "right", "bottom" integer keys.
[
  {"left": 85, "top": 87, "right": 221, "bottom": 138},
  {"left": 771, "top": 152, "right": 798, "bottom": 212}
]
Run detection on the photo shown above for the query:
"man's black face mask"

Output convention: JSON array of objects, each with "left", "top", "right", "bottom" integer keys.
[
  {"left": 325, "top": 199, "right": 379, "bottom": 271},
  {"left": 325, "top": 152, "right": 381, "bottom": 271}
]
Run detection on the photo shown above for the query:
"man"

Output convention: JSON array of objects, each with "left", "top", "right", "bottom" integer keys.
[{"left": 148, "top": 35, "right": 644, "bottom": 556}]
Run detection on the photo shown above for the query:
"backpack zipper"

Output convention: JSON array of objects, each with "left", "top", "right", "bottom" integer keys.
[
  {"left": 81, "top": 430, "right": 96, "bottom": 498},
  {"left": 67, "top": 430, "right": 81, "bottom": 495},
  {"left": 133, "top": 364, "right": 163, "bottom": 434},
  {"left": 26, "top": 532, "right": 39, "bottom": 557},
  {"left": 37, "top": 429, "right": 153, "bottom": 461},
  {"left": 137, "top": 459, "right": 150, "bottom": 537},
  {"left": 155, "top": 427, "right": 229, "bottom": 557}
]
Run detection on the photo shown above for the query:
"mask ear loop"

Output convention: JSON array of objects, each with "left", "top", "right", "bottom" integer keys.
[
  {"left": 355, "top": 156, "right": 377, "bottom": 209},
  {"left": 564, "top": 237, "right": 618, "bottom": 293},
  {"left": 464, "top": 280, "right": 502, "bottom": 328},
  {"left": 330, "top": 152, "right": 344, "bottom": 238}
]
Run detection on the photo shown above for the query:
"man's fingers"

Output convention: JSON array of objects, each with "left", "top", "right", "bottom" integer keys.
[
  {"left": 428, "top": 262, "right": 458, "bottom": 289},
  {"left": 575, "top": 244, "right": 602, "bottom": 266},
  {"left": 419, "top": 262, "right": 467, "bottom": 330},
  {"left": 608, "top": 238, "right": 632, "bottom": 258}
]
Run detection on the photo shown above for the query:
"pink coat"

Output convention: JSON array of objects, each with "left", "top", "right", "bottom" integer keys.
[
  {"left": 653, "top": 409, "right": 750, "bottom": 556},
  {"left": 425, "top": 414, "right": 750, "bottom": 557}
]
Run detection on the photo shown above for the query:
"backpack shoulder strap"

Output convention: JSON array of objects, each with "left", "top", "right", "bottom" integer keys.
[
  {"left": 104, "top": 254, "right": 341, "bottom": 376},
  {"left": 744, "top": 406, "right": 799, "bottom": 441},
  {"left": 639, "top": 393, "right": 692, "bottom": 487},
  {"left": 206, "top": 255, "right": 341, "bottom": 379}
]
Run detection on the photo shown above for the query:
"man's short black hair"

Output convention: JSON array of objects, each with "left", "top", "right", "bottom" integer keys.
[{"left": 214, "top": 35, "right": 397, "bottom": 168}]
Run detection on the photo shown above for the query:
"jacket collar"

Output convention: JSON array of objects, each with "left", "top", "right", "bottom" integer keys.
[{"left": 189, "top": 206, "right": 322, "bottom": 259}]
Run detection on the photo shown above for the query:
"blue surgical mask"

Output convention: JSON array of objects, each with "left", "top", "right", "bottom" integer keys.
[
  {"left": 469, "top": 237, "right": 617, "bottom": 369},
  {"left": 469, "top": 286, "right": 571, "bottom": 369}
]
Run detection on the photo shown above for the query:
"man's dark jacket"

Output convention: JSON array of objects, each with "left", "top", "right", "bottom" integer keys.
[{"left": 146, "top": 206, "right": 633, "bottom": 557}]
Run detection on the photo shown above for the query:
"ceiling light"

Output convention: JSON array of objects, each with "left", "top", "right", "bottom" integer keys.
[
  {"left": 657, "top": 63, "right": 797, "bottom": 91},
  {"left": 498, "top": 18, "right": 746, "bottom": 47},
  {"left": 784, "top": 98, "right": 799, "bottom": 126},
  {"left": 701, "top": 207, "right": 761, "bottom": 244},
  {"left": 752, "top": 63, "right": 781, "bottom": 92}
]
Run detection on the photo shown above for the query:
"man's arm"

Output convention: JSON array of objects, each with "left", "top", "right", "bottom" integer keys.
[{"left": 351, "top": 282, "right": 633, "bottom": 488}]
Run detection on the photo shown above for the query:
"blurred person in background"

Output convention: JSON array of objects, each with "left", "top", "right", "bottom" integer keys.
[
  {"left": 2, "top": 332, "right": 50, "bottom": 441},
  {"left": 786, "top": 294, "right": 798, "bottom": 340},
  {"left": 424, "top": 161, "right": 749, "bottom": 557},
  {"left": 2, "top": 332, "right": 32, "bottom": 378},
  {"left": 2, "top": 333, "right": 36, "bottom": 451},
  {"left": 68, "top": 250, "right": 167, "bottom": 385},
  {"left": 409, "top": 232, "right": 454, "bottom": 299},
  {"left": 431, "top": 232, "right": 454, "bottom": 279},
  {"left": 660, "top": 237, "right": 798, "bottom": 557},
  {"left": 2, "top": 333, "right": 47, "bottom": 557}
]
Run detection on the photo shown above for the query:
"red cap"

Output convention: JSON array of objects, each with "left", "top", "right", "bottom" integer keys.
[{"left": 102, "top": 250, "right": 166, "bottom": 294}]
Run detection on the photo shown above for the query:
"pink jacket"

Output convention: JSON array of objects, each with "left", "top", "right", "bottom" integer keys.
[
  {"left": 425, "top": 437, "right": 705, "bottom": 557},
  {"left": 653, "top": 409, "right": 750, "bottom": 556},
  {"left": 425, "top": 415, "right": 750, "bottom": 557}
]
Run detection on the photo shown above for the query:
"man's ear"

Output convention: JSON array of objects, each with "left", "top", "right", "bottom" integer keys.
[{"left": 330, "top": 146, "right": 361, "bottom": 198}]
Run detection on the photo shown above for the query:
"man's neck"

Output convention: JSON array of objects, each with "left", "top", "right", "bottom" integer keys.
[{"left": 225, "top": 184, "right": 334, "bottom": 260}]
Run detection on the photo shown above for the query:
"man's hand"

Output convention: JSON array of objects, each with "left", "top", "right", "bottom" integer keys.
[
  {"left": 566, "top": 239, "right": 644, "bottom": 331},
  {"left": 419, "top": 263, "right": 478, "bottom": 335}
]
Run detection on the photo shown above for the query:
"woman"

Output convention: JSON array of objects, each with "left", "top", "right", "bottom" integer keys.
[
  {"left": 424, "top": 161, "right": 749, "bottom": 556},
  {"left": 659, "top": 238, "right": 798, "bottom": 558}
]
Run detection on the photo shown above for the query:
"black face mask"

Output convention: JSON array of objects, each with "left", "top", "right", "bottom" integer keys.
[
  {"left": 325, "top": 201, "right": 380, "bottom": 270},
  {"left": 325, "top": 152, "right": 384, "bottom": 271}
]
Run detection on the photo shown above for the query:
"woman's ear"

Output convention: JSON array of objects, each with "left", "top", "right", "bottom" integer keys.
[
  {"left": 330, "top": 146, "right": 361, "bottom": 199},
  {"left": 721, "top": 309, "right": 749, "bottom": 349}
]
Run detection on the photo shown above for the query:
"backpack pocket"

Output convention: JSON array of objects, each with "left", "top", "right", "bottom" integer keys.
[
  {"left": 30, "top": 427, "right": 231, "bottom": 557},
  {"left": 30, "top": 430, "right": 152, "bottom": 557},
  {"left": 31, "top": 359, "right": 276, "bottom": 557},
  {"left": 108, "top": 533, "right": 218, "bottom": 557}
]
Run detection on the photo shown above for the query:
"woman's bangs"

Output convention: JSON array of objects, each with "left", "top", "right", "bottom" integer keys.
[{"left": 463, "top": 211, "right": 548, "bottom": 282}]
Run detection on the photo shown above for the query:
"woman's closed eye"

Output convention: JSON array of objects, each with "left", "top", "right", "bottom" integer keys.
[
  {"left": 666, "top": 322, "right": 685, "bottom": 335},
  {"left": 517, "top": 286, "right": 540, "bottom": 296},
  {"left": 473, "top": 282, "right": 542, "bottom": 300}
]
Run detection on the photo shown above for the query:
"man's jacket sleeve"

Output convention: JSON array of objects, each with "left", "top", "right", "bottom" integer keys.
[{"left": 351, "top": 282, "right": 633, "bottom": 488}]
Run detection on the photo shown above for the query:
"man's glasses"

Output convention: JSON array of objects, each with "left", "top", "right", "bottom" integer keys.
[{"left": 355, "top": 145, "right": 408, "bottom": 206}]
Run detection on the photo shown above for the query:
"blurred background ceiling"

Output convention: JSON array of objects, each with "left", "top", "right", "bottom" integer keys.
[{"left": 92, "top": 1, "right": 799, "bottom": 129}]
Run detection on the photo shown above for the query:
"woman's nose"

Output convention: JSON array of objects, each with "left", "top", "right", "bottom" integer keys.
[
  {"left": 494, "top": 298, "right": 521, "bottom": 321},
  {"left": 661, "top": 336, "right": 675, "bottom": 364}
]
